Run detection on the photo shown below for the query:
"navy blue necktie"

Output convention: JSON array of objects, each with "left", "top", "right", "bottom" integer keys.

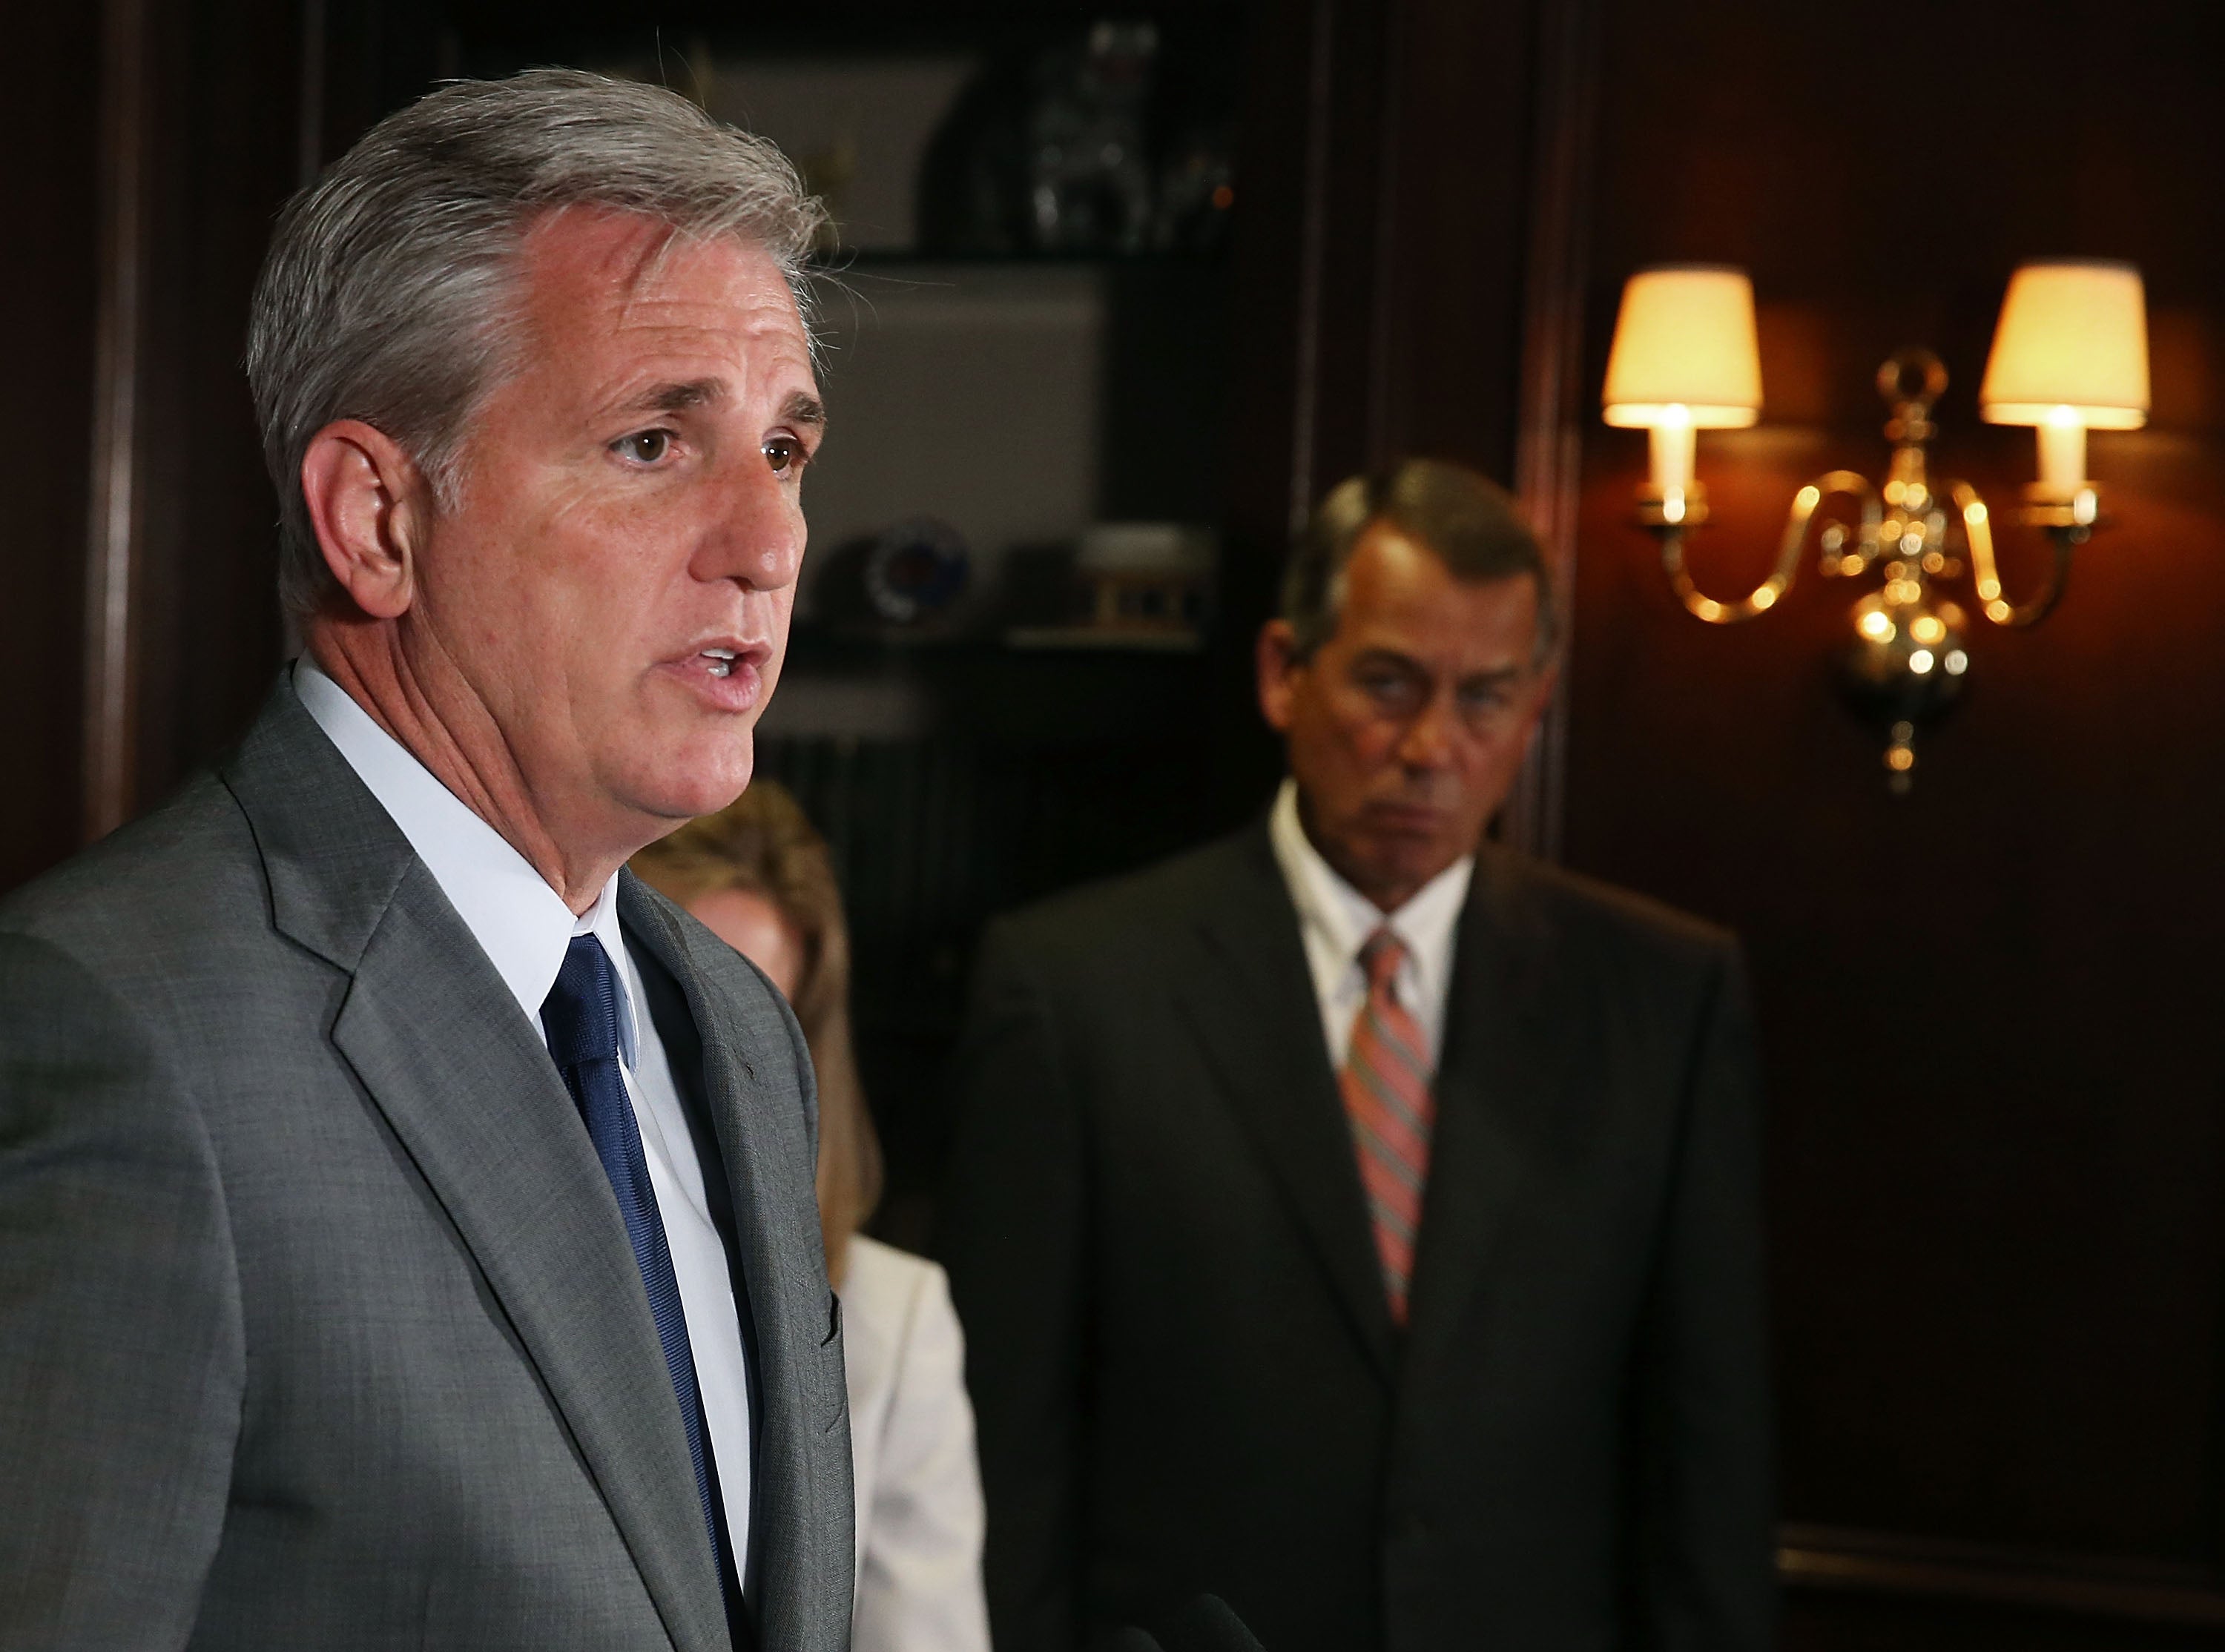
[{"left": 541, "top": 934, "right": 728, "bottom": 1596}]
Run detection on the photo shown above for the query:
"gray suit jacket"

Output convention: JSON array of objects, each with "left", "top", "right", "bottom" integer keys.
[{"left": 0, "top": 678, "right": 854, "bottom": 1651}]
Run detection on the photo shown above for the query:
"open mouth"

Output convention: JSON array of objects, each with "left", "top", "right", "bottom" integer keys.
[{"left": 666, "top": 639, "right": 773, "bottom": 707}]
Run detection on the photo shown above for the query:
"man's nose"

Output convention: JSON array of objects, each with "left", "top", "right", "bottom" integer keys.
[
  {"left": 692, "top": 455, "right": 805, "bottom": 591},
  {"left": 1395, "top": 691, "right": 1458, "bottom": 770}
]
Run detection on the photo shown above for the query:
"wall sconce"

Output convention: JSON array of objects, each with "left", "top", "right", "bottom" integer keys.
[{"left": 1604, "top": 259, "right": 2149, "bottom": 788}]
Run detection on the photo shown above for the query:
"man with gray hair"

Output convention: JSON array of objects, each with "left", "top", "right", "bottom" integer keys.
[
  {"left": 943, "top": 457, "right": 1773, "bottom": 1651},
  {"left": 0, "top": 71, "right": 850, "bottom": 1651}
]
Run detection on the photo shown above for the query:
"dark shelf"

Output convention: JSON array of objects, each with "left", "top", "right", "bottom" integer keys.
[{"left": 431, "top": 2, "right": 1245, "bottom": 60}]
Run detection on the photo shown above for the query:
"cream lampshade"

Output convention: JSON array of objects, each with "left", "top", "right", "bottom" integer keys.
[
  {"left": 1603, "top": 265, "right": 1764, "bottom": 495},
  {"left": 1980, "top": 259, "right": 2149, "bottom": 494}
]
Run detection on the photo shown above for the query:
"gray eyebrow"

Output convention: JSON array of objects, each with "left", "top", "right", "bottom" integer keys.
[
  {"left": 612, "top": 379, "right": 825, "bottom": 432},
  {"left": 620, "top": 378, "right": 727, "bottom": 416},
  {"left": 1352, "top": 649, "right": 1528, "bottom": 684}
]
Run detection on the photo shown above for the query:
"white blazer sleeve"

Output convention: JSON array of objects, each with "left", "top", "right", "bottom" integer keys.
[{"left": 849, "top": 1249, "right": 992, "bottom": 1652}]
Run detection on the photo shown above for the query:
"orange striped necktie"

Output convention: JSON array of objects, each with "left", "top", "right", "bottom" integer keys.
[{"left": 1338, "top": 928, "right": 1436, "bottom": 1326}]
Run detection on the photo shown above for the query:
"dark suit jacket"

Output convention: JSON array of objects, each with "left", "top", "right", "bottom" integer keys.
[
  {"left": 0, "top": 679, "right": 854, "bottom": 1651},
  {"left": 940, "top": 821, "right": 1773, "bottom": 1652}
]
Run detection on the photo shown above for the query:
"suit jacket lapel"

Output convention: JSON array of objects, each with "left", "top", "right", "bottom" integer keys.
[
  {"left": 1173, "top": 826, "right": 1399, "bottom": 1384},
  {"left": 221, "top": 678, "right": 731, "bottom": 1652},
  {"left": 1402, "top": 845, "right": 1572, "bottom": 1373},
  {"left": 620, "top": 877, "right": 842, "bottom": 1652}
]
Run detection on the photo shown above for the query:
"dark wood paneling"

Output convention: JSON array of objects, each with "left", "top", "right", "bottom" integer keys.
[
  {"left": 1556, "top": 0, "right": 2225, "bottom": 1641},
  {"left": 128, "top": 0, "right": 304, "bottom": 810},
  {"left": 1368, "top": 0, "right": 1544, "bottom": 485},
  {"left": 1502, "top": 0, "right": 1601, "bottom": 859},
  {"left": 1219, "top": 0, "right": 1549, "bottom": 571},
  {"left": 0, "top": 8, "right": 102, "bottom": 888},
  {"left": 1213, "top": 0, "right": 1560, "bottom": 825},
  {"left": 1210, "top": 0, "right": 1400, "bottom": 820},
  {"left": 7, "top": 0, "right": 302, "bottom": 891}
]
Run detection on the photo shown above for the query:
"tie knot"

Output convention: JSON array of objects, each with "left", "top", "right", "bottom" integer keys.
[
  {"left": 1358, "top": 928, "right": 1408, "bottom": 994},
  {"left": 541, "top": 934, "right": 624, "bottom": 1068}
]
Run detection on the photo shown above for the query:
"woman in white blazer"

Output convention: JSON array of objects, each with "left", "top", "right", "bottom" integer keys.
[{"left": 634, "top": 788, "right": 991, "bottom": 1652}]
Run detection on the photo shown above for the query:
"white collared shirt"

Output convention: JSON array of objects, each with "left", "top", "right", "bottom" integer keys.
[
  {"left": 1268, "top": 778, "right": 1473, "bottom": 1071},
  {"left": 295, "top": 659, "right": 754, "bottom": 1575}
]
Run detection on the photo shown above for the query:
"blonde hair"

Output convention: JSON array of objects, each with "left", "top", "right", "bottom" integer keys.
[{"left": 631, "top": 783, "right": 883, "bottom": 1285}]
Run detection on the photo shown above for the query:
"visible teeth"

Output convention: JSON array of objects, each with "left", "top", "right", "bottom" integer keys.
[{"left": 702, "top": 647, "right": 736, "bottom": 679}]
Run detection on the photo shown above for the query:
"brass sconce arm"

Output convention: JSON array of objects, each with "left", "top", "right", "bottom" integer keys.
[
  {"left": 1951, "top": 480, "right": 2078, "bottom": 629},
  {"left": 1655, "top": 469, "right": 1882, "bottom": 625}
]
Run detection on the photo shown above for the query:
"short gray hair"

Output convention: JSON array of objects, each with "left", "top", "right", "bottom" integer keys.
[
  {"left": 246, "top": 68, "right": 827, "bottom": 617},
  {"left": 1282, "top": 457, "right": 1559, "bottom": 662}
]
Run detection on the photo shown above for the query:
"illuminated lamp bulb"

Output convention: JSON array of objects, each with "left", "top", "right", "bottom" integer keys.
[
  {"left": 1980, "top": 260, "right": 2149, "bottom": 498},
  {"left": 1603, "top": 265, "right": 1764, "bottom": 494}
]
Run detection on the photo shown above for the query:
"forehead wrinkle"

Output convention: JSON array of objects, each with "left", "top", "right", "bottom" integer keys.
[
  {"left": 604, "top": 281, "right": 818, "bottom": 403},
  {"left": 513, "top": 211, "right": 819, "bottom": 435},
  {"left": 596, "top": 235, "right": 795, "bottom": 346}
]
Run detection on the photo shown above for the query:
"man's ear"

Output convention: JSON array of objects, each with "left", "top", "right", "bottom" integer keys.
[
  {"left": 1256, "top": 618, "right": 1304, "bottom": 733},
  {"left": 298, "top": 420, "right": 431, "bottom": 621}
]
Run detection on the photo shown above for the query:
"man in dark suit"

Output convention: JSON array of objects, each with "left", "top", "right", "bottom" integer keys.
[
  {"left": 941, "top": 458, "right": 1773, "bottom": 1652},
  {"left": 0, "top": 73, "right": 851, "bottom": 1650}
]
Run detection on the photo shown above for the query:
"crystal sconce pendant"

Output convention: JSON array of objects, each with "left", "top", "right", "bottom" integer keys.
[{"left": 1603, "top": 260, "right": 2149, "bottom": 790}]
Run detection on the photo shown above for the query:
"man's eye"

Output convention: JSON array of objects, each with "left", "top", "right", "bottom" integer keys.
[
  {"left": 1359, "top": 671, "right": 1414, "bottom": 701},
  {"left": 613, "top": 429, "right": 673, "bottom": 464},
  {"left": 765, "top": 435, "right": 808, "bottom": 476}
]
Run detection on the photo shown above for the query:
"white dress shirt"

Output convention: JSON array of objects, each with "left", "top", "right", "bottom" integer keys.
[
  {"left": 295, "top": 659, "right": 755, "bottom": 1572},
  {"left": 841, "top": 1235, "right": 991, "bottom": 1652},
  {"left": 1267, "top": 778, "right": 1473, "bottom": 1070}
]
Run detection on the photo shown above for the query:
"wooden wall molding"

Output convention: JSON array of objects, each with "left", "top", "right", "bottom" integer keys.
[
  {"left": 1280, "top": 0, "right": 1339, "bottom": 542},
  {"left": 1779, "top": 1524, "right": 2225, "bottom": 1628},
  {"left": 1502, "top": 0, "right": 1603, "bottom": 865},
  {"left": 84, "top": 0, "right": 156, "bottom": 842}
]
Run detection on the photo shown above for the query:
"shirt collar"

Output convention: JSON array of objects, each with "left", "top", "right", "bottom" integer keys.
[
  {"left": 1268, "top": 777, "right": 1474, "bottom": 979},
  {"left": 294, "top": 658, "right": 637, "bottom": 1062}
]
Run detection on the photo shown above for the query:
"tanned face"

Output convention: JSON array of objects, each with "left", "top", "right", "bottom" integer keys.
[
  {"left": 300, "top": 205, "right": 825, "bottom": 906},
  {"left": 421, "top": 208, "right": 820, "bottom": 826},
  {"left": 1257, "top": 522, "right": 1557, "bottom": 912}
]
